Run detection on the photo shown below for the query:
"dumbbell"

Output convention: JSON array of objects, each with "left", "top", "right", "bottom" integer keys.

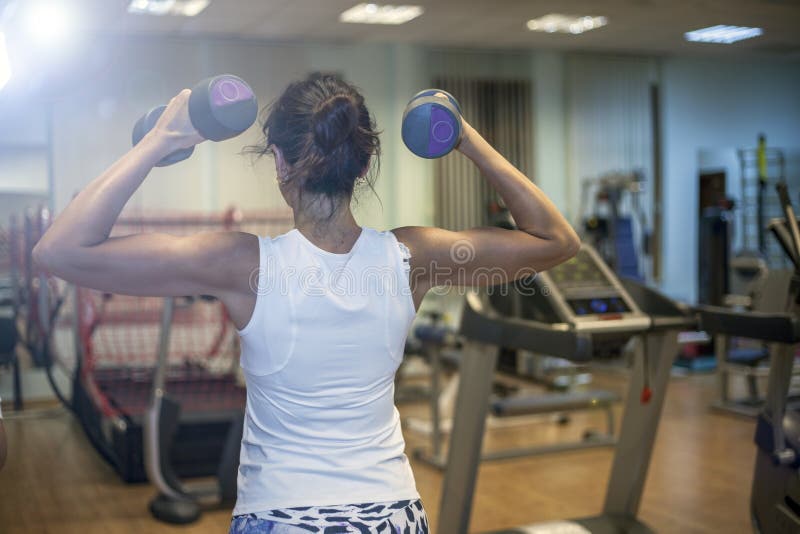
[
  {"left": 401, "top": 89, "right": 463, "bottom": 159},
  {"left": 132, "top": 74, "right": 258, "bottom": 167}
]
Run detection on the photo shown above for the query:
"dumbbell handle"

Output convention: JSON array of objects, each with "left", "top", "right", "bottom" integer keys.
[
  {"left": 132, "top": 74, "right": 257, "bottom": 167},
  {"left": 131, "top": 105, "right": 194, "bottom": 167}
]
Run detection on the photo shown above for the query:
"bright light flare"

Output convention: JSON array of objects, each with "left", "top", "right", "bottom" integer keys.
[
  {"left": 527, "top": 14, "right": 608, "bottom": 35},
  {"left": 127, "top": 0, "right": 211, "bottom": 17},
  {"left": 684, "top": 25, "right": 763, "bottom": 44},
  {"left": 22, "top": 1, "right": 74, "bottom": 48},
  {"left": 340, "top": 3, "right": 424, "bottom": 25}
]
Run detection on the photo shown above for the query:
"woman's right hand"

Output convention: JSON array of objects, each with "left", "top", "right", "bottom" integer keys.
[{"left": 145, "top": 89, "right": 206, "bottom": 156}]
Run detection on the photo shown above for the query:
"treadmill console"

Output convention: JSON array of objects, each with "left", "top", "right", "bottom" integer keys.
[
  {"left": 548, "top": 248, "right": 631, "bottom": 316},
  {"left": 536, "top": 245, "right": 649, "bottom": 333}
]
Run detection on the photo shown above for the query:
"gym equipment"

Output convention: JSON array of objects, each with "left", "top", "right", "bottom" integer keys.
[
  {"left": 20, "top": 207, "right": 49, "bottom": 367},
  {"left": 72, "top": 275, "right": 245, "bottom": 486},
  {"left": 23, "top": 209, "right": 292, "bottom": 491},
  {"left": 395, "top": 311, "right": 445, "bottom": 405},
  {"left": 698, "top": 204, "right": 730, "bottom": 307},
  {"left": 697, "top": 193, "right": 800, "bottom": 415},
  {"left": 738, "top": 135, "right": 790, "bottom": 268},
  {"left": 145, "top": 296, "right": 243, "bottom": 524},
  {"left": 407, "top": 303, "right": 618, "bottom": 470},
  {"left": 725, "top": 252, "right": 769, "bottom": 308},
  {"left": 0, "top": 226, "right": 21, "bottom": 411},
  {"left": 580, "top": 171, "right": 650, "bottom": 280},
  {"left": 401, "top": 89, "right": 463, "bottom": 159},
  {"left": 698, "top": 181, "right": 800, "bottom": 533},
  {"left": 436, "top": 244, "right": 695, "bottom": 534},
  {"left": 713, "top": 268, "right": 798, "bottom": 417},
  {"left": 132, "top": 74, "right": 258, "bottom": 167},
  {"left": 487, "top": 201, "right": 596, "bottom": 388}
]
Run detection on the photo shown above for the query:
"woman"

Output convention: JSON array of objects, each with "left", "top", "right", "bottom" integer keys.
[{"left": 34, "top": 73, "right": 579, "bottom": 532}]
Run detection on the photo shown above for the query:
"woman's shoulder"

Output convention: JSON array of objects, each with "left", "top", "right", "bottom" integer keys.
[{"left": 367, "top": 226, "right": 407, "bottom": 246}]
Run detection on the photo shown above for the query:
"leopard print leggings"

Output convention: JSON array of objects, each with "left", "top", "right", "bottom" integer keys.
[{"left": 230, "top": 499, "right": 429, "bottom": 533}]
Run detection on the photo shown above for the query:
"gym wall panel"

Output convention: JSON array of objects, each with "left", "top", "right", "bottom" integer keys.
[
  {"left": 428, "top": 48, "right": 533, "bottom": 81},
  {"left": 425, "top": 49, "right": 537, "bottom": 231},
  {"left": 39, "top": 39, "right": 568, "bottom": 234},
  {"left": 661, "top": 57, "right": 800, "bottom": 302},
  {"left": 306, "top": 43, "right": 401, "bottom": 230},
  {"left": 0, "top": 104, "right": 51, "bottom": 224},
  {"left": 0, "top": 147, "right": 48, "bottom": 193},
  {"left": 421, "top": 48, "right": 572, "bottom": 224},
  {"left": 566, "top": 54, "right": 657, "bottom": 280},
  {"left": 43, "top": 37, "right": 305, "bottom": 215},
  {"left": 382, "top": 45, "right": 433, "bottom": 229},
  {"left": 531, "top": 52, "right": 568, "bottom": 213},
  {"left": 49, "top": 37, "right": 216, "bottom": 214},
  {"left": 0, "top": 104, "right": 47, "bottom": 147},
  {"left": 433, "top": 77, "right": 532, "bottom": 231},
  {"left": 204, "top": 40, "right": 310, "bottom": 214},
  {"left": 42, "top": 37, "right": 436, "bottom": 232}
]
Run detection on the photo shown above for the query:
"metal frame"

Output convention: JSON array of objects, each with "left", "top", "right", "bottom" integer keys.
[
  {"left": 437, "top": 326, "right": 677, "bottom": 534},
  {"left": 708, "top": 333, "right": 800, "bottom": 419},
  {"left": 435, "top": 255, "right": 692, "bottom": 534},
  {"left": 713, "top": 266, "right": 798, "bottom": 418},
  {"left": 601, "top": 329, "right": 676, "bottom": 518},
  {"left": 698, "top": 184, "right": 800, "bottom": 532},
  {"left": 409, "top": 334, "right": 617, "bottom": 470},
  {"left": 144, "top": 296, "right": 223, "bottom": 504}
]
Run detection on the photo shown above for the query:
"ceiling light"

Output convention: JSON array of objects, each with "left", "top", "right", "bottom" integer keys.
[
  {"left": 684, "top": 25, "right": 763, "bottom": 44},
  {"left": 0, "top": 33, "right": 11, "bottom": 90},
  {"left": 340, "top": 3, "right": 424, "bottom": 25},
  {"left": 527, "top": 14, "right": 607, "bottom": 35},
  {"left": 127, "top": 0, "right": 211, "bottom": 17},
  {"left": 23, "top": 1, "right": 73, "bottom": 47}
]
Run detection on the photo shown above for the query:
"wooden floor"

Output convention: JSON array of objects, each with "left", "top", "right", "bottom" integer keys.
[{"left": 0, "top": 370, "right": 755, "bottom": 534}]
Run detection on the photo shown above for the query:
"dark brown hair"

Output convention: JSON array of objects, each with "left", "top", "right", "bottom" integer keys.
[{"left": 250, "top": 73, "right": 381, "bottom": 210}]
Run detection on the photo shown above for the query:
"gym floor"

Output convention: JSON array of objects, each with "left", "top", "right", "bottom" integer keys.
[{"left": 0, "top": 370, "right": 753, "bottom": 534}]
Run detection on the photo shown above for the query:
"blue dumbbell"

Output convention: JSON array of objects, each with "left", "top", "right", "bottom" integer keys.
[
  {"left": 132, "top": 74, "right": 258, "bottom": 167},
  {"left": 401, "top": 89, "right": 463, "bottom": 159}
]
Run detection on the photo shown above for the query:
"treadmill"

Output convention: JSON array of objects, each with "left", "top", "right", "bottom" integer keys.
[
  {"left": 437, "top": 244, "right": 695, "bottom": 534},
  {"left": 698, "top": 182, "right": 800, "bottom": 533}
]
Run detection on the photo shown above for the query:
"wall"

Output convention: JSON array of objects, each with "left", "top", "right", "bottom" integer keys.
[
  {"left": 4, "top": 34, "right": 800, "bottom": 304},
  {"left": 3, "top": 37, "right": 569, "bottom": 232},
  {"left": 0, "top": 103, "right": 49, "bottom": 224},
  {"left": 531, "top": 51, "right": 568, "bottom": 213},
  {"left": 5, "top": 36, "right": 800, "bottom": 405},
  {"left": 661, "top": 57, "right": 800, "bottom": 301}
]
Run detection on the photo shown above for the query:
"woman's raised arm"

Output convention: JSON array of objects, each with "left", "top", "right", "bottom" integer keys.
[
  {"left": 33, "top": 90, "right": 258, "bottom": 324},
  {"left": 393, "top": 120, "right": 580, "bottom": 307}
]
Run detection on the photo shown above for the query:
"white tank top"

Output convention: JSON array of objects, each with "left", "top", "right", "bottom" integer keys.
[{"left": 232, "top": 227, "right": 419, "bottom": 514}]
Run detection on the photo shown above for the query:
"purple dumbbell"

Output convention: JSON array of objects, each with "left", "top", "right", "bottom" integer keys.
[
  {"left": 401, "top": 89, "right": 463, "bottom": 159},
  {"left": 132, "top": 74, "right": 258, "bottom": 167}
]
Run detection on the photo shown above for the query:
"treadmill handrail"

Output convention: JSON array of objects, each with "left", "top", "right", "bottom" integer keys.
[
  {"left": 460, "top": 291, "right": 593, "bottom": 362},
  {"left": 620, "top": 277, "right": 699, "bottom": 331},
  {"left": 698, "top": 305, "right": 800, "bottom": 344}
]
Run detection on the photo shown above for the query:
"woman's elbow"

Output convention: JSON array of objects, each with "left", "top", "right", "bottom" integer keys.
[
  {"left": 556, "top": 227, "right": 581, "bottom": 261},
  {"left": 32, "top": 239, "right": 60, "bottom": 273}
]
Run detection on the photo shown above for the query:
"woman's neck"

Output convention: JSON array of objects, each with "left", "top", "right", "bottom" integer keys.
[{"left": 293, "top": 203, "right": 361, "bottom": 254}]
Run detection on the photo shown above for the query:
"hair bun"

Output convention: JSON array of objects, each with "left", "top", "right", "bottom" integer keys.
[{"left": 312, "top": 95, "right": 358, "bottom": 154}]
